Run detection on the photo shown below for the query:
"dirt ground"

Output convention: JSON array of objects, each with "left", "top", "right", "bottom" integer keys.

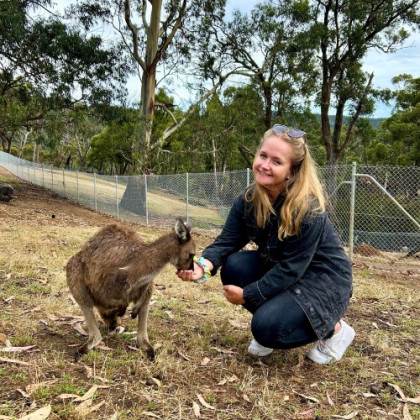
[{"left": 0, "top": 166, "right": 419, "bottom": 420}]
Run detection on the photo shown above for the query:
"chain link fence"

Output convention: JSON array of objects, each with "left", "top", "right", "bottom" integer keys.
[{"left": 1, "top": 152, "right": 419, "bottom": 258}]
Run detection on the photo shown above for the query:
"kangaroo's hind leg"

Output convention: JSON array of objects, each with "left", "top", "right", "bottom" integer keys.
[
  {"left": 66, "top": 256, "right": 103, "bottom": 359},
  {"left": 134, "top": 283, "right": 155, "bottom": 361}
]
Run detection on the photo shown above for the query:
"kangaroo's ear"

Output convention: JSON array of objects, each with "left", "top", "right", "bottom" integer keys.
[{"left": 175, "top": 219, "right": 191, "bottom": 243}]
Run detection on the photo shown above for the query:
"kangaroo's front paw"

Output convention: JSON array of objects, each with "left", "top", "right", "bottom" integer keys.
[
  {"left": 131, "top": 310, "right": 139, "bottom": 319},
  {"left": 145, "top": 346, "right": 156, "bottom": 362},
  {"left": 138, "top": 340, "right": 156, "bottom": 361}
]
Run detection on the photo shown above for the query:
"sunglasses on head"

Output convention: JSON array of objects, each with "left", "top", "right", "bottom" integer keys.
[{"left": 272, "top": 124, "right": 306, "bottom": 141}]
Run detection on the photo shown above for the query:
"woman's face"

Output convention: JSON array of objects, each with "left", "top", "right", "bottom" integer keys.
[{"left": 253, "top": 135, "right": 294, "bottom": 199}]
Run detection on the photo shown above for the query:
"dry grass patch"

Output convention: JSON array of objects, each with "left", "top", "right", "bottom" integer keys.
[{"left": 0, "top": 169, "right": 419, "bottom": 419}]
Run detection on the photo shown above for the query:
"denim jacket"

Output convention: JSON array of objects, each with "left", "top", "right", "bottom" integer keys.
[{"left": 202, "top": 193, "right": 353, "bottom": 339}]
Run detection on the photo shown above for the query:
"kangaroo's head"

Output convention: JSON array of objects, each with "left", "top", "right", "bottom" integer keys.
[{"left": 174, "top": 219, "right": 195, "bottom": 271}]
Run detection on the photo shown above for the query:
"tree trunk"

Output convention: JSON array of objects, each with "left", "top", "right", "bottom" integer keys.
[{"left": 119, "top": 176, "right": 147, "bottom": 216}]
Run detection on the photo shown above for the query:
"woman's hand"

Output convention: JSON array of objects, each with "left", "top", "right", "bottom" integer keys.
[
  {"left": 223, "top": 285, "right": 245, "bottom": 305},
  {"left": 176, "top": 263, "right": 204, "bottom": 282}
]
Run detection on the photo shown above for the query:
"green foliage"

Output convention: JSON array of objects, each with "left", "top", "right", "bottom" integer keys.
[
  {"left": 0, "top": 0, "right": 128, "bottom": 152},
  {"left": 368, "top": 75, "right": 420, "bottom": 165}
]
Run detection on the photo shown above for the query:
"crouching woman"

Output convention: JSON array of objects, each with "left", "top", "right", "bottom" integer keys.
[{"left": 177, "top": 125, "right": 355, "bottom": 364}]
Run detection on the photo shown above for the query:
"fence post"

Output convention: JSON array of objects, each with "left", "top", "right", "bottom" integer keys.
[
  {"left": 76, "top": 171, "right": 79, "bottom": 202},
  {"left": 246, "top": 168, "right": 250, "bottom": 187},
  {"left": 186, "top": 172, "right": 189, "bottom": 222},
  {"left": 51, "top": 166, "right": 54, "bottom": 191},
  {"left": 94, "top": 173, "right": 97, "bottom": 211},
  {"left": 63, "top": 168, "right": 66, "bottom": 196},
  {"left": 115, "top": 175, "right": 119, "bottom": 217},
  {"left": 144, "top": 174, "right": 149, "bottom": 226},
  {"left": 348, "top": 162, "right": 357, "bottom": 261}
]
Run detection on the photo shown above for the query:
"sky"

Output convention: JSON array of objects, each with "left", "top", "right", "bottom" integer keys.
[{"left": 53, "top": 0, "right": 419, "bottom": 119}]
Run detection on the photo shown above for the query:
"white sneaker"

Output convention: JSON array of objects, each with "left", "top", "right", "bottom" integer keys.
[
  {"left": 307, "top": 320, "right": 355, "bottom": 364},
  {"left": 248, "top": 339, "right": 273, "bottom": 356}
]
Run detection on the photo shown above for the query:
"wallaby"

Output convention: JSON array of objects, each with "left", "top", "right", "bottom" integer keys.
[{"left": 66, "top": 219, "right": 195, "bottom": 360}]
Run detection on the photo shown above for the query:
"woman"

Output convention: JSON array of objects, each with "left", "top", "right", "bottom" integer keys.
[{"left": 177, "top": 125, "right": 355, "bottom": 364}]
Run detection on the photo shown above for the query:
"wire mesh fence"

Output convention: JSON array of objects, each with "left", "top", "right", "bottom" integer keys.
[{"left": 1, "top": 152, "right": 419, "bottom": 258}]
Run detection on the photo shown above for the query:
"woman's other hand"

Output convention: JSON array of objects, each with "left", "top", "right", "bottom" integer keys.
[{"left": 223, "top": 285, "right": 245, "bottom": 305}]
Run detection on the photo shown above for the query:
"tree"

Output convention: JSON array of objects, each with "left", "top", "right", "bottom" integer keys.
[
  {"left": 73, "top": 0, "right": 232, "bottom": 173},
  {"left": 0, "top": 0, "right": 128, "bottom": 152},
  {"left": 310, "top": 0, "right": 420, "bottom": 165},
  {"left": 368, "top": 75, "right": 420, "bottom": 165},
  {"left": 202, "top": 0, "right": 318, "bottom": 130}
]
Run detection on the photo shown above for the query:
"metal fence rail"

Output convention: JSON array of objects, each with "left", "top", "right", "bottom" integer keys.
[{"left": 1, "top": 152, "right": 419, "bottom": 258}]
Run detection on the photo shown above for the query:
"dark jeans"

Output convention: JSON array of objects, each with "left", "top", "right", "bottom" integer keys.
[{"left": 220, "top": 251, "right": 321, "bottom": 349}]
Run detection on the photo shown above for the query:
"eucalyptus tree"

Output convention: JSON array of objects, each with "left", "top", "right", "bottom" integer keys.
[
  {"left": 201, "top": 0, "right": 318, "bottom": 130},
  {"left": 72, "top": 0, "right": 237, "bottom": 173},
  {"left": 310, "top": 0, "right": 420, "bottom": 165},
  {"left": 0, "top": 0, "right": 128, "bottom": 153}
]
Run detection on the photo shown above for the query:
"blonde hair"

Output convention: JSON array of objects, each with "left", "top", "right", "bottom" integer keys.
[{"left": 246, "top": 128, "right": 325, "bottom": 239}]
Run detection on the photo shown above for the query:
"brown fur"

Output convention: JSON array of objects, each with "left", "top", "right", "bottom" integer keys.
[{"left": 66, "top": 219, "right": 195, "bottom": 360}]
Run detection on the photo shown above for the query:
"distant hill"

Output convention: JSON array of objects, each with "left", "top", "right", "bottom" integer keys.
[{"left": 325, "top": 115, "right": 385, "bottom": 129}]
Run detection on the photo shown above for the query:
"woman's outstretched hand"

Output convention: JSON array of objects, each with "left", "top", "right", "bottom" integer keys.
[
  {"left": 176, "top": 263, "right": 204, "bottom": 282},
  {"left": 223, "top": 285, "right": 245, "bottom": 305}
]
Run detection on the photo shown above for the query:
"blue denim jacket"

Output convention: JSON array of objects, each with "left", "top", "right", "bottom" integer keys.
[{"left": 202, "top": 193, "right": 353, "bottom": 339}]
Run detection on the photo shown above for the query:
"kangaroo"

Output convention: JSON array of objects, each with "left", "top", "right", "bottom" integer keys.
[{"left": 66, "top": 219, "right": 195, "bottom": 360}]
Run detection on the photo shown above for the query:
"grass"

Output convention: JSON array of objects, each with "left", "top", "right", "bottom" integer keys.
[{"left": 0, "top": 172, "right": 419, "bottom": 419}]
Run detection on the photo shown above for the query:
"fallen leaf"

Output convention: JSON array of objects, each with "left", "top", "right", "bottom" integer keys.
[
  {"left": 388, "top": 383, "right": 406, "bottom": 399},
  {"left": 217, "top": 379, "right": 227, "bottom": 386},
  {"left": 201, "top": 357, "right": 210, "bottom": 366},
  {"left": 76, "top": 400, "right": 105, "bottom": 416},
  {"left": 58, "top": 394, "right": 79, "bottom": 400},
  {"left": 176, "top": 350, "right": 191, "bottom": 361},
  {"left": 0, "top": 357, "right": 34, "bottom": 366},
  {"left": 140, "top": 412, "right": 160, "bottom": 418},
  {"left": 293, "top": 391, "right": 320, "bottom": 404},
  {"left": 18, "top": 404, "right": 51, "bottom": 420},
  {"left": 243, "top": 394, "right": 251, "bottom": 402},
  {"left": 362, "top": 392, "right": 378, "bottom": 398},
  {"left": 192, "top": 401, "right": 201, "bottom": 418},
  {"left": 297, "top": 407, "right": 316, "bottom": 416},
  {"left": 197, "top": 393, "right": 216, "bottom": 410},
  {"left": 283, "top": 395, "right": 289, "bottom": 402},
  {"left": 331, "top": 412, "right": 359, "bottom": 419},
  {"left": 4, "top": 295, "right": 15, "bottom": 303},
  {"left": 197, "top": 300, "right": 210, "bottom": 304},
  {"left": 146, "top": 377, "right": 162, "bottom": 388},
  {"left": 404, "top": 395, "right": 420, "bottom": 405},
  {"left": 372, "top": 322, "right": 379, "bottom": 329},
  {"left": 326, "top": 392, "right": 334, "bottom": 405},
  {"left": 1, "top": 345, "right": 37, "bottom": 353},
  {"left": 378, "top": 318, "right": 397, "bottom": 327},
  {"left": 228, "top": 375, "right": 239, "bottom": 382},
  {"left": 403, "top": 403, "right": 413, "bottom": 420},
  {"left": 16, "top": 389, "right": 30, "bottom": 399},
  {"left": 72, "top": 385, "right": 99, "bottom": 402}
]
